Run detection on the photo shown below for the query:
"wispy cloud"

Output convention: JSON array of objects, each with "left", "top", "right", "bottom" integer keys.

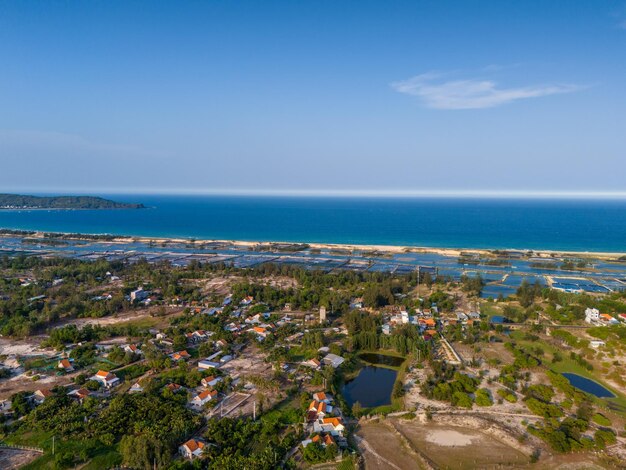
[{"left": 391, "top": 72, "right": 582, "bottom": 110}]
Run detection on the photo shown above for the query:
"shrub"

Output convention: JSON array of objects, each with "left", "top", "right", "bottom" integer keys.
[
  {"left": 475, "top": 388, "right": 493, "bottom": 407},
  {"left": 592, "top": 413, "right": 612, "bottom": 426}
]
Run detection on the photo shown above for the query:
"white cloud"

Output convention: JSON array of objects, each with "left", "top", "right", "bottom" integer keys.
[{"left": 391, "top": 72, "right": 582, "bottom": 110}]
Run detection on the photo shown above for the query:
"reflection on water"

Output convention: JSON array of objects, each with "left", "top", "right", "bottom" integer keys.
[{"left": 358, "top": 353, "right": 405, "bottom": 367}]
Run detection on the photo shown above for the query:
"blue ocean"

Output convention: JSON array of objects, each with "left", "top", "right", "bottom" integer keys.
[{"left": 1, "top": 195, "right": 626, "bottom": 252}]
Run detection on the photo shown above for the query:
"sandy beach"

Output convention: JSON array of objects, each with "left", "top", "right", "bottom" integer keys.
[{"left": 9, "top": 231, "right": 626, "bottom": 260}]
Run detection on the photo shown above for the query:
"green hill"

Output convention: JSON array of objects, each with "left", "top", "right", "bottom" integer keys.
[{"left": 0, "top": 194, "right": 145, "bottom": 209}]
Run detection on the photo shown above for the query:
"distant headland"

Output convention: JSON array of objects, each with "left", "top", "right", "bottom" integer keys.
[{"left": 0, "top": 194, "right": 145, "bottom": 210}]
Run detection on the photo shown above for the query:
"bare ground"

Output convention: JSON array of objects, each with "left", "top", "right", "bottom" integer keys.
[
  {"left": 0, "top": 448, "right": 42, "bottom": 469},
  {"left": 355, "top": 420, "right": 427, "bottom": 470}
]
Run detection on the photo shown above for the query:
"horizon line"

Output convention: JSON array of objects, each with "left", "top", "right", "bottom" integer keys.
[{"left": 4, "top": 188, "right": 626, "bottom": 199}]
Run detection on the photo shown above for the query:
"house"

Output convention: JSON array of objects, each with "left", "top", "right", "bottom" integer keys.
[
  {"left": 286, "top": 332, "right": 303, "bottom": 343},
  {"left": 92, "top": 370, "right": 120, "bottom": 388},
  {"left": 240, "top": 296, "right": 254, "bottom": 306},
  {"left": 198, "top": 359, "right": 221, "bottom": 370},
  {"left": 619, "top": 313, "right": 626, "bottom": 323},
  {"left": 312, "top": 392, "right": 333, "bottom": 404},
  {"left": 130, "top": 287, "right": 149, "bottom": 302},
  {"left": 350, "top": 298, "right": 364, "bottom": 309},
  {"left": 600, "top": 314, "right": 619, "bottom": 325},
  {"left": 585, "top": 308, "right": 600, "bottom": 323},
  {"left": 179, "top": 438, "right": 206, "bottom": 460},
  {"left": 252, "top": 326, "right": 269, "bottom": 339},
  {"left": 124, "top": 344, "right": 142, "bottom": 355},
  {"left": 31, "top": 389, "right": 53, "bottom": 405},
  {"left": 313, "top": 417, "right": 345, "bottom": 436},
  {"left": 129, "top": 382, "right": 144, "bottom": 394},
  {"left": 57, "top": 358, "right": 74, "bottom": 372},
  {"left": 203, "top": 307, "right": 222, "bottom": 316},
  {"left": 224, "top": 322, "right": 240, "bottom": 332},
  {"left": 322, "top": 354, "right": 345, "bottom": 369},
  {"left": 166, "top": 383, "right": 183, "bottom": 393},
  {"left": 191, "top": 389, "right": 217, "bottom": 407},
  {"left": 302, "top": 434, "right": 335, "bottom": 448},
  {"left": 312, "top": 434, "right": 335, "bottom": 447},
  {"left": 590, "top": 340, "right": 606, "bottom": 349},
  {"left": 170, "top": 350, "right": 191, "bottom": 361},
  {"left": 303, "top": 358, "right": 321, "bottom": 369},
  {"left": 92, "top": 292, "right": 113, "bottom": 301},
  {"left": 188, "top": 330, "right": 210, "bottom": 343},
  {"left": 308, "top": 400, "right": 327, "bottom": 418},
  {"left": 456, "top": 312, "right": 469, "bottom": 322},
  {"left": 201, "top": 376, "right": 222, "bottom": 388},
  {"left": 308, "top": 399, "right": 333, "bottom": 420},
  {"left": 68, "top": 388, "right": 91, "bottom": 401},
  {"left": 216, "top": 339, "right": 228, "bottom": 349},
  {"left": 245, "top": 313, "right": 262, "bottom": 324}
]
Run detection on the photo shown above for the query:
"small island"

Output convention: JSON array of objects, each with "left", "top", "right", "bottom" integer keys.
[{"left": 0, "top": 194, "right": 145, "bottom": 210}]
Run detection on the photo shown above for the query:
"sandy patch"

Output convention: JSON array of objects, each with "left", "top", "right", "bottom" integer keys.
[
  {"left": 0, "top": 337, "right": 58, "bottom": 357},
  {"left": 425, "top": 429, "right": 477, "bottom": 446}
]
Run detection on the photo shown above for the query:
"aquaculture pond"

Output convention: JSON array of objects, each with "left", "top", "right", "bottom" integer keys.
[
  {"left": 480, "top": 284, "right": 517, "bottom": 299},
  {"left": 562, "top": 373, "right": 616, "bottom": 398}
]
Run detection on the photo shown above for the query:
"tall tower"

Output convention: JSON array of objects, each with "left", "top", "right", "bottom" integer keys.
[{"left": 319, "top": 306, "right": 327, "bottom": 323}]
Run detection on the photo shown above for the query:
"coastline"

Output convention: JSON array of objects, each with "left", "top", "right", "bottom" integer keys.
[
  {"left": 0, "top": 207, "right": 145, "bottom": 211},
  {"left": 3, "top": 229, "right": 626, "bottom": 260}
]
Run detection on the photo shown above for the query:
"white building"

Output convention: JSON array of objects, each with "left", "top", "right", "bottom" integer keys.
[
  {"left": 179, "top": 439, "right": 205, "bottom": 459},
  {"left": 191, "top": 389, "right": 217, "bottom": 407},
  {"left": 130, "top": 287, "right": 148, "bottom": 302},
  {"left": 585, "top": 308, "right": 600, "bottom": 323},
  {"left": 92, "top": 370, "right": 120, "bottom": 388},
  {"left": 319, "top": 306, "right": 327, "bottom": 323},
  {"left": 322, "top": 353, "right": 345, "bottom": 369},
  {"left": 198, "top": 360, "right": 221, "bottom": 370}
]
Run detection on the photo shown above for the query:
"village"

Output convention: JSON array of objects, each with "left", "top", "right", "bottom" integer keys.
[{"left": 0, "top": 246, "right": 625, "bottom": 469}]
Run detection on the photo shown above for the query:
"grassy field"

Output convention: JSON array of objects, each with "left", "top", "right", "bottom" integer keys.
[
  {"left": 4, "top": 428, "right": 121, "bottom": 469},
  {"left": 508, "top": 330, "right": 626, "bottom": 414}
]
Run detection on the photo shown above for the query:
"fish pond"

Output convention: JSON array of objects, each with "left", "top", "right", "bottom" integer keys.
[
  {"left": 562, "top": 373, "right": 615, "bottom": 398},
  {"left": 341, "top": 353, "right": 404, "bottom": 408}
]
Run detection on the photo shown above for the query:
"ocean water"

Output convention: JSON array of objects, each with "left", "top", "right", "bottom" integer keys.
[{"left": 1, "top": 195, "right": 626, "bottom": 252}]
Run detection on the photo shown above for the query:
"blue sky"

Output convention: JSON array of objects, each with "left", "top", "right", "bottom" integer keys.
[{"left": 1, "top": 0, "right": 625, "bottom": 195}]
